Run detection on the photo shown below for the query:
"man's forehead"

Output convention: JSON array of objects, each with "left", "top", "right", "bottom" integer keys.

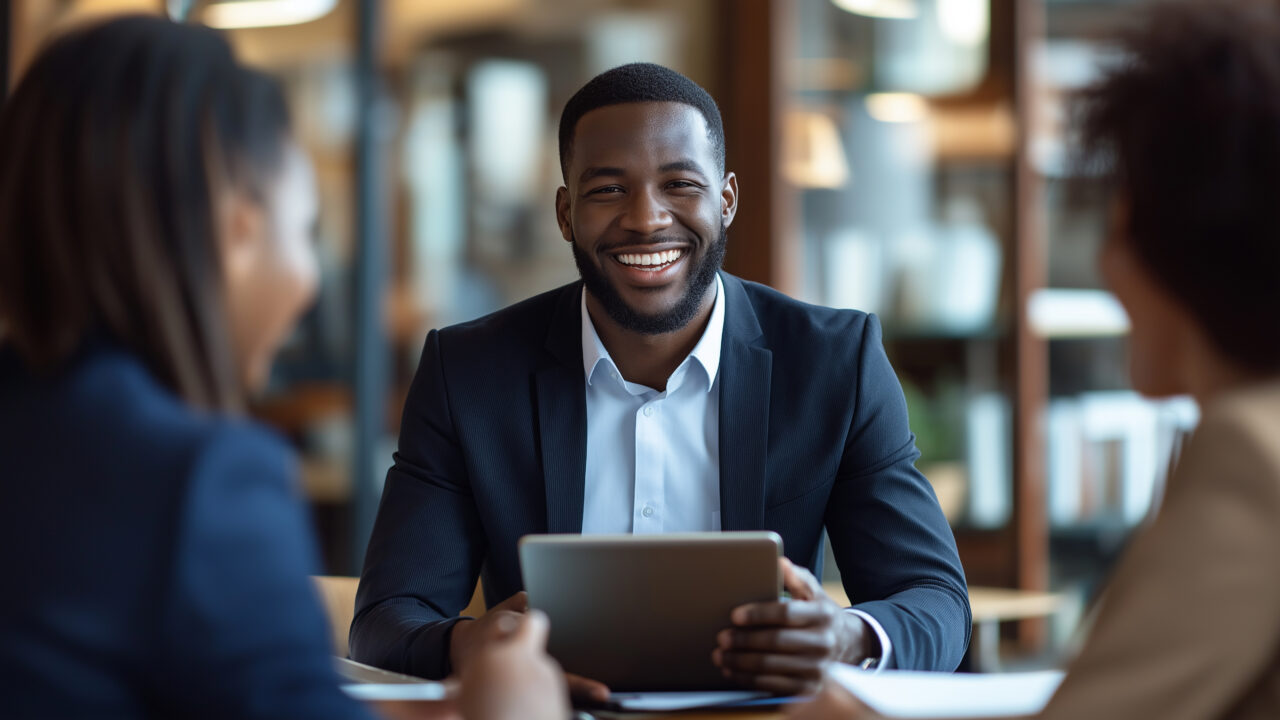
[{"left": 569, "top": 102, "right": 715, "bottom": 170}]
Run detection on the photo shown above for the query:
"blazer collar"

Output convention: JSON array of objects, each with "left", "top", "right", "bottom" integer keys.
[
  {"left": 536, "top": 273, "right": 772, "bottom": 534},
  {"left": 718, "top": 272, "right": 765, "bottom": 347},
  {"left": 543, "top": 281, "right": 586, "bottom": 370},
  {"left": 715, "top": 273, "right": 772, "bottom": 531}
]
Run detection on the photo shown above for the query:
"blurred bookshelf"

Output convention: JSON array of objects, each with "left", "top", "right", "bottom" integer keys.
[
  {"left": 6, "top": 0, "right": 1194, "bottom": 659},
  {"left": 768, "top": 0, "right": 1031, "bottom": 600},
  {"left": 769, "top": 0, "right": 1194, "bottom": 659}
]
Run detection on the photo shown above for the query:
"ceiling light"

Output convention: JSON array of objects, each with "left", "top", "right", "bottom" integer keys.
[
  {"left": 938, "top": 0, "right": 989, "bottom": 46},
  {"left": 782, "top": 110, "right": 850, "bottom": 189},
  {"left": 831, "top": 0, "right": 919, "bottom": 20},
  {"left": 865, "top": 93, "right": 929, "bottom": 123},
  {"left": 204, "top": 0, "right": 337, "bottom": 29}
]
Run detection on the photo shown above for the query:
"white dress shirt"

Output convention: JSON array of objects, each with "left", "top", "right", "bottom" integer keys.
[
  {"left": 577, "top": 274, "right": 892, "bottom": 668},
  {"left": 581, "top": 276, "right": 725, "bottom": 534}
]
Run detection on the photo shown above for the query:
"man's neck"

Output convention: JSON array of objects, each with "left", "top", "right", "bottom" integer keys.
[{"left": 585, "top": 285, "right": 717, "bottom": 392}]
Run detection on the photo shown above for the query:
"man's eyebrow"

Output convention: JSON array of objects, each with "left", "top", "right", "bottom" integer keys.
[
  {"left": 579, "top": 166, "right": 626, "bottom": 183},
  {"left": 659, "top": 160, "right": 710, "bottom": 177}
]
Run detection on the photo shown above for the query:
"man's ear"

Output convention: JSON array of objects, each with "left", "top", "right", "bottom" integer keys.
[
  {"left": 555, "top": 186, "right": 573, "bottom": 243},
  {"left": 218, "top": 189, "right": 267, "bottom": 284},
  {"left": 720, "top": 171, "right": 739, "bottom": 229}
]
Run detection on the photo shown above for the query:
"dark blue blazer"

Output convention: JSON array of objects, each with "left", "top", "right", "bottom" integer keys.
[
  {"left": 0, "top": 343, "right": 372, "bottom": 720},
  {"left": 351, "top": 273, "right": 971, "bottom": 679}
]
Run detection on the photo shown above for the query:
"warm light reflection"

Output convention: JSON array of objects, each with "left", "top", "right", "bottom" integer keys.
[
  {"left": 831, "top": 0, "right": 919, "bottom": 20},
  {"left": 938, "top": 0, "right": 989, "bottom": 46},
  {"left": 865, "top": 93, "right": 929, "bottom": 123},
  {"left": 1028, "top": 289, "right": 1131, "bottom": 338},
  {"left": 204, "top": 0, "right": 337, "bottom": 29},
  {"left": 782, "top": 110, "right": 850, "bottom": 189}
]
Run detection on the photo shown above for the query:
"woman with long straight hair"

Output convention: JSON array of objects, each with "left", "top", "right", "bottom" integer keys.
[{"left": 0, "top": 15, "right": 565, "bottom": 719}]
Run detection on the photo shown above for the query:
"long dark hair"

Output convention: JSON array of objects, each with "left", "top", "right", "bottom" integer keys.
[{"left": 0, "top": 15, "right": 292, "bottom": 411}]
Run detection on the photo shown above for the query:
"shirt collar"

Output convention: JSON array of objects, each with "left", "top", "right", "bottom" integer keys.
[{"left": 580, "top": 273, "right": 725, "bottom": 393}]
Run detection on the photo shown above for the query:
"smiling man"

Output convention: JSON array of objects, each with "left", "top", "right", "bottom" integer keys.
[{"left": 350, "top": 64, "right": 970, "bottom": 697}]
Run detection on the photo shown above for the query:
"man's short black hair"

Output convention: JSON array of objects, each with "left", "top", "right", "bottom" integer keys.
[
  {"left": 1076, "top": 0, "right": 1280, "bottom": 372},
  {"left": 558, "top": 62, "right": 726, "bottom": 180}
]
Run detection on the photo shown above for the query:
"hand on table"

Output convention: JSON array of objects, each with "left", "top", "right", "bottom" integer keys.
[
  {"left": 372, "top": 691, "right": 461, "bottom": 720},
  {"left": 713, "top": 557, "right": 878, "bottom": 695},
  {"left": 447, "top": 590, "right": 611, "bottom": 706},
  {"left": 457, "top": 610, "right": 569, "bottom": 720}
]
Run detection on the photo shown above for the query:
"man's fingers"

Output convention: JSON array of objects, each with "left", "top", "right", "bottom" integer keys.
[
  {"left": 717, "top": 627, "right": 836, "bottom": 654},
  {"left": 483, "top": 611, "right": 524, "bottom": 641},
  {"left": 494, "top": 591, "right": 529, "bottom": 613},
  {"left": 779, "top": 558, "right": 824, "bottom": 601},
  {"left": 713, "top": 649, "right": 827, "bottom": 679},
  {"left": 512, "top": 610, "right": 550, "bottom": 649},
  {"left": 731, "top": 599, "right": 835, "bottom": 627},
  {"left": 779, "top": 558, "right": 814, "bottom": 601},
  {"left": 724, "top": 669, "right": 821, "bottom": 696},
  {"left": 478, "top": 592, "right": 531, "bottom": 642},
  {"left": 565, "top": 673, "right": 611, "bottom": 703}
]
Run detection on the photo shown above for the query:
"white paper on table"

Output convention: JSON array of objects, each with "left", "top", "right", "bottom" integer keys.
[
  {"left": 340, "top": 683, "right": 450, "bottom": 702},
  {"left": 607, "top": 690, "right": 771, "bottom": 711},
  {"left": 828, "top": 666, "right": 1064, "bottom": 718}
]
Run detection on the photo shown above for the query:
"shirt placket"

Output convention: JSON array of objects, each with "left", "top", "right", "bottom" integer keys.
[{"left": 633, "top": 390, "right": 664, "bottom": 534}]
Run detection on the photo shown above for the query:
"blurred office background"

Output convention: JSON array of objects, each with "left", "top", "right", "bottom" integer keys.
[{"left": 3, "top": 0, "right": 1196, "bottom": 668}]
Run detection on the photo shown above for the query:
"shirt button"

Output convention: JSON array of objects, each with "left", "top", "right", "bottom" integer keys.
[
  {"left": 642, "top": 406, "right": 654, "bottom": 417},
  {"left": 642, "top": 506, "right": 655, "bottom": 518}
]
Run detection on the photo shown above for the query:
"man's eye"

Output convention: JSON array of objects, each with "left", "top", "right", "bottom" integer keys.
[{"left": 589, "top": 186, "right": 622, "bottom": 195}]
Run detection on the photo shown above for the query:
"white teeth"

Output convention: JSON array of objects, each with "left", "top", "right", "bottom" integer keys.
[{"left": 617, "top": 249, "right": 683, "bottom": 268}]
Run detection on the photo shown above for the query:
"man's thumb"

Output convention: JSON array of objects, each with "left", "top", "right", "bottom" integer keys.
[
  {"left": 513, "top": 609, "right": 551, "bottom": 649},
  {"left": 496, "top": 590, "right": 529, "bottom": 613}
]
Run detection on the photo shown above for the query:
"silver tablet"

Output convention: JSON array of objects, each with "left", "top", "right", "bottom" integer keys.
[{"left": 518, "top": 531, "right": 782, "bottom": 691}]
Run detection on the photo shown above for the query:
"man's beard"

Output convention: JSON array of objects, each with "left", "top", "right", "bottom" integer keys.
[{"left": 571, "top": 225, "right": 727, "bottom": 336}]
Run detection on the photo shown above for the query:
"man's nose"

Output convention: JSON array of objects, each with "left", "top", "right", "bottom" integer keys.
[{"left": 618, "top": 185, "right": 674, "bottom": 236}]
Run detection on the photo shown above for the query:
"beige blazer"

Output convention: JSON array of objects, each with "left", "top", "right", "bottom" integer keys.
[{"left": 1038, "top": 381, "right": 1280, "bottom": 720}]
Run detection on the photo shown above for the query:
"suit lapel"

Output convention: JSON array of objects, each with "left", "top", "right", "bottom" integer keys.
[
  {"left": 718, "top": 274, "right": 772, "bottom": 531},
  {"left": 536, "top": 284, "right": 587, "bottom": 535}
]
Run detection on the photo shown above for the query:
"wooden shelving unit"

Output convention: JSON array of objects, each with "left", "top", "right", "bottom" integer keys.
[{"left": 717, "top": 0, "right": 1052, "bottom": 637}]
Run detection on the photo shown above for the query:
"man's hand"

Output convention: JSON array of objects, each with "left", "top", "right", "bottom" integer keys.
[
  {"left": 564, "top": 672, "right": 611, "bottom": 705},
  {"left": 457, "top": 610, "right": 569, "bottom": 720},
  {"left": 713, "top": 558, "right": 878, "bottom": 695},
  {"left": 448, "top": 591, "right": 529, "bottom": 675},
  {"left": 448, "top": 590, "right": 611, "bottom": 705}
]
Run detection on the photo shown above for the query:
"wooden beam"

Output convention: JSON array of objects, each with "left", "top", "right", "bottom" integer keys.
[
  {"left": 1, "top": 0, "right": 10, "bottom": 101},
  {"left": 717, "top": 0, "right": 799, "bottom": 294},
  {"left": 1013, "top": 0, "right": 1050, "bottom": 646}
]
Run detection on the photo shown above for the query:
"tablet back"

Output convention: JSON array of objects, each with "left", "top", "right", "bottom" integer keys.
[{"left": 519, "top": 532, "right": 782, "bottom": 691}]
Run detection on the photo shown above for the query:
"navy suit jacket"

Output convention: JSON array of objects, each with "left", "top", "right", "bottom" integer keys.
[
  {"left": 0, "top": 343, "right": 372, "bottom": 720},
  {"left": 351, "top": 273, "right": 970, "bottom": 679}
]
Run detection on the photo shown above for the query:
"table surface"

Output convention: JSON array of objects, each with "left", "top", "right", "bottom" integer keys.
[
  {"left": 351, "top": 585, "right": 1065, "bottom": 719},
  {"left": 591, "top": 710, "right": 784, "bottom": 719},
  {"left": 966, "top": 587, "right": 1064, "bottom": 622},
  {"left": 339, "top": 658, "right": 787, "bottom": 719},
  {"left": 822, "top": 583, "right": 1063, "bottom": 622},
  {"left": 589, "top": 694, "right": 798, "bottom": 719}
]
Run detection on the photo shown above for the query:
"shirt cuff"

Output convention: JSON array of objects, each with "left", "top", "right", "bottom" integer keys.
[{"left": 846, "top": 608, "right": 892, "bottom": 672}]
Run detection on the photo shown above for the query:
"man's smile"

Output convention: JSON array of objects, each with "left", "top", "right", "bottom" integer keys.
[
  {"left": 603, "top": 243, "right": 692, "bottom": 287},
  {"left": 614, "top": 248, "right": 684, "bottom": 269}
]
